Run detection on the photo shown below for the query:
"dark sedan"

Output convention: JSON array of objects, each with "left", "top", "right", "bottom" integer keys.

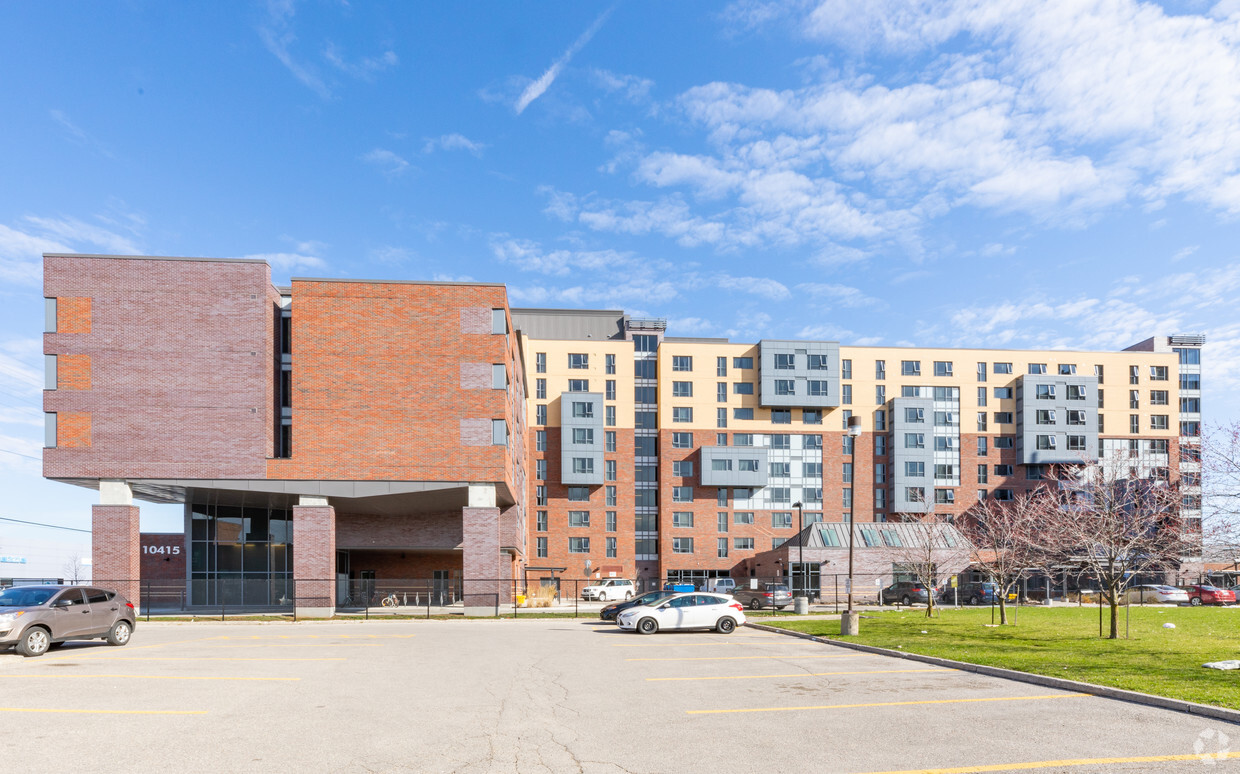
[{"left": 600, "top": 590, "right": 675, "bottom": 621}]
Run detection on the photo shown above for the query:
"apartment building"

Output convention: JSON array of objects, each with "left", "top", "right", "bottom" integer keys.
[{"left": 42, "top": 254, "right": 1203, "bottom": 611}]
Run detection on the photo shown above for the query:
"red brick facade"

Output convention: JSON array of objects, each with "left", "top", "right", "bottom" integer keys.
[
  {"left": 139, "top": 533, "right": 186, "bottom": 581},
  {"left": 92, "top": 505, "right": 139, "bottom": 605},
  {"left": 292, "top": 504, "right": 336, "bottom": 611}
]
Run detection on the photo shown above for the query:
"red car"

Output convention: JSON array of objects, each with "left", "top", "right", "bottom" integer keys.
[{"left": 1187, "top": 585, "right": 1236, "bottom": 606}]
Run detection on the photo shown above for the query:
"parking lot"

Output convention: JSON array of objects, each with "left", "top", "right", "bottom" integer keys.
[{"left": 0, "top": 618, "right": 1234, "bottom": 773}]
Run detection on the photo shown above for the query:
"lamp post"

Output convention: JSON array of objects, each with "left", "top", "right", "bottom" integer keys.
[
  {"left": 842, "top": 415, "right": 863, "bottom": 635},
  {"left": 793, "top": 500, "right": 806, "bottom": 613}
]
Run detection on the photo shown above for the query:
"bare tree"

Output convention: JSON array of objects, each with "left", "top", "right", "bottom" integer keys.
[
  {"left": 886, "top": 500, "right": 972, "bottom": 618},
  {"left": 958, "top": 489, "right": 1057, "bottom": 625},
  {"left": 1202, "top": 421, "right": 1240, "bottom": 555},
  {"left": 63, "top": 552, "right": 86, "bottom": 584},
  {"left": 1046, "top": 456, "right": 1188, "bottom": 639}
]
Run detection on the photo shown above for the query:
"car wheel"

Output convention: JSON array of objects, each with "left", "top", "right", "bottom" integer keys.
[
  {"left": 106, "top": 621, "right": 133, "bottom": 647},
  {"left": 776, "top": 606, "right": 787, "bottom": 610},
  {"left": 1190, "top": 596, "right": 1202, "bottom": 606},
  {"left": 624, "top": 592, "right": 632, "bottom": 600},
  {"left": 969, "top": 596, "right": 981, "bottom": 606},
  {"left": 16, "top": 627, "right": 51, "bottom": 657},
  {"left": 637, "top": 617, "right": 658, "bottom": 635},
  {"left": 901, "top": 595, "right": 911, "bottom": 606},
  {"left": 748, "top": 599, "right": 760, "bottom": 610},
  {"left": 716, "top": 617, "right": 736, "bottom": 634},
  {"left": 597, "top": 592, "right": 607, "bottom": 602}
]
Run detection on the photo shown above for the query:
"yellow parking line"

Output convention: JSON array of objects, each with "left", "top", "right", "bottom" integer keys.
[
  {"left": 687, "top": 693, "right": 1091, "bottom": 715},
  {"left": 1, "top": 674, "right": 300, "bottom": 682},
  {"left": 64, "top": 657, "right": 345, "bottom": 662},
  {"left": 0, "top": 708, "right": 206, "bottom": 715},
  {"left": 626, "top": 655, "right": 861, "bottom": 662},
  {"left": 199, "top": 644, "right": 382, "bottom": 648},
  {"left": 649, "top": 669, "right": 956, "bottom": 682},
  {"left": 45, "top": 635, "right": 224, "bottom": 660},
  {"left": 856, "top": 751, "right": 1240, "bottom": 773}
]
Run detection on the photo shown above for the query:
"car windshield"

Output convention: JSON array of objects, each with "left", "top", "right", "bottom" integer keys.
[
  {"left": 639, "top": 592, "right": 672, "bottom": 604},
  {"left": 0, "top": 587, "right": 58, "bottom": 607}
]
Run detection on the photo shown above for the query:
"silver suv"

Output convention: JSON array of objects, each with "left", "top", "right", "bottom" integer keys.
[{"left": 0, "top": 585, "right": 136, "bottom": 657}]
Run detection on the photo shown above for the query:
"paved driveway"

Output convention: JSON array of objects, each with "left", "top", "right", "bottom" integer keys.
[{"left": 0, "top": 618, "right": 1234, "bottom": 773}]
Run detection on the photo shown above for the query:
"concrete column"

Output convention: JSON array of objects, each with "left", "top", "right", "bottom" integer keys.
[
  {"left": 463, "top": 484, "right": 501, "bottom": 616},
  {"left": 293, "top": 495, "right": 335, "bottom": 618}
]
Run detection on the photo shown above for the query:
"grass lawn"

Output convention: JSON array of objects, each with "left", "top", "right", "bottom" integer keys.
[{"left": 766, "top": 605, "right": 1240, "bottom": 710}]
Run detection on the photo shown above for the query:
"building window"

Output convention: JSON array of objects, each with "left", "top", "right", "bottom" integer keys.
[
  {"left": 535, "top": 459, "right": 547, "bottom": 480},
  {"left": 768, "top": 461, "right": 790, "bottom": 478},
  {"left": 733, "top": 356, "right": 754, "bottom": 369},
  {"left": 734, "top": 537, "right": 756, "bottom": 551},
  {"left": 733, "top": 382, "right": 754, "bottom": 395},
  {"left": 536, "top": 486, "right": 547, "bottom": 506},
  {"left": 935, "top": 489, "right": 955, "bottom": 504},
  {"left": 635, "top": 386, "right": 657, "bottom": 404},
  {"left": 994, "top": 387, "right": 1012, "bottom": 399},
  {"left": 536, "top": 537, "right": 548, "bottom": 558},
  {"left": 717, "top": 356, "right": 727, "bottom": 376},
  {"left": 1067, "top": 410, "right": 1087, "bottom": 425},
  {"left": 772, "top": 512, "right": 793, "bottom": 529},
  {"left": 976, "top": 362, "right": 987, "bottom": 382},
  {"left": 1182, "top": 397, "right": 1201, "bottom": 412},
  {"left": 1130, "top": 365, "right": 1140, "bottom": 384},
  {"left": 875, "top": 360, "right": 886, "bottom": 379},
  {"left": 771, "top": 409, "right": 791, "bottom": 424},
  {"left": 673, "top": 460, "right": 694, "bottom": 477},
  {"left": 572, "top": 428, "right": 595, "bottom": 445},
  {"left": 904, "top": 433, "right": 925, "bottom": 449},
  {"left": 535, "top": 430, "right": 547, "bottom": 452},
  {"left": 994, "top": 437, "right": 1013, "bottom": 449},
  {"left": 536, "top": 405, "right": 547, "bottom": 425},
  {"left": 1035, "top": 410, "right": 1055, "bottom": 425},
  {"left": 769, "top": 487, "right": 792, "bottom": 503},
  {"left": 572, "top": 458, "right": 594, "bottom": 475},
  {"left": 672, "top": 432, "right": 693, "bottom": 449},
  {"left": 901, "top": 360, "right": 920, "bottom": 376},
  {"left": 717, "top": 382, "right": 727, "bottom": 402},
  {"left": 672, "top": 407, "right": 692, "bottom": 423},
  {"left": 673, "top": 381, "right": 693, "bottom": 397},
  {"left": 1035, "top": 435, "right": 1056, "bottom": 450},
  {"left": 569, "top": 511, "right": 590, "bottom": 527},
  {"left": 1182, "top": 421, "right": 1201, "bottom": 437},
  {"left": 733, "top": 408, "right": 754, "bottom": 420},
  {"left": 605, "top": 431, "right": 616, "bottom": 452},
  {"left": 572, "top": 401, "right": 594, "bottom": 419},
  {"left": 1151, "top": 415, "right": 1169, "bottom": 430},
  {"left": 568, "top": 379, "right": 589, "bottom": 392},
  {"left": 673, "top": 355, "right": 693, "bottom": 372},
  {"left": 1067, "top": 435, "right": 1087, "bottom": 451},
  {"left": 802, "top": 409, "right": 822, "bottom": 425},
  {"left": 535, "top": 378, "right": 546, "bottom": 400},
  {"left": 734, "top": 512, "right": 755, "bottom": 525},
  {"left": 905, "top": 461, "right": 925, "bottom": 477},
  {"left": 905, "top": 486, "right": 925, "bottom": 503},
  {"left": 605, "top": 380, "right": 616, "bottom": 401},
  {"left": 536, "top": 353, "right": 546, "bottom": 374},
  {"left": 604, "top": 486, "right": 616, "bottom": 506},
  {"left": 977, "top": 412, "right": 987, "bottom": 432},
  {"left": 904, "top": 407, "right": 924, "bottom": 423},
  {"left": 536, "top": 511, "right": 548, "bottom": 531},
  {"left": 673, "top": 511, "right": 694, "bottom": 528},
  {"left": 1029, "top": 363, "right": 1047, "bottom": 375},
  {"left": 840, "top": 384, "right": 852, "bottom": 404},
  {"left": 1057, "top": 364, "right": 1076, "bottom": 375},
  {"left": 774, "top": 353, "right": 795, "bottom": 370},
  {"left": 977, "top": 437, "right": 988, "bottom": 456},
  {"left": 875, "top": 435, "right": 887, "bottom": 456},
  {"left": 672, "top": 486, "right": 694, "bottom": 503},
  {"left": 875, "top": 385, "right": 887, "bottom": 405},
  {"left": 1150, "top": 390, "right": 1168, "bottom": 406},
  {"left": 775, "top": 379, "right": 795, "bottom": 396},
  {"left": 1035, "top": 385, "right": 1055, "bottom": 400},
  {"left": 492, "top": 420, "right": 508, "bottom": 446},
  {"left": 633, "top": 334, "right": 657, "bottom": 352},
  {"left": 567, "top": 486, "right": 589, "bottom": 502},
  {"left": 934, "top": 361, "right": 953, "bottom": 377},
  {"left": 673, "top": 538, "right": 694, "bottom": 554},
  {"left": 569, "top": 353, "right": 588, "bottom": 369},
  {"left": 569, "top": 537, "right": 590, "bottom": 553},
  {"left": 994, "top": 464, "right": 1013, "bottom": 475},
  {"left": 1150, "top": 365, "right": 1168, "bottom": 381},
  {"left": 1067, "top": 384, "right": 1086, "bottom": 401},
  {"left": 771, "top": 433, "right": 792, "bottom": 449},
  {"left": 831, "top": 357, "right": 847, "bottom": 377}
]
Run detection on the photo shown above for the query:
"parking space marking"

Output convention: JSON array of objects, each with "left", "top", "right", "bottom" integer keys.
[
  {"left": 612, "top": 641, "right": 779, "bottom": 648},
  {"left": 0, "top": 673, "right": 300, "bottom": 682},
  {"left": 855, "top": 751, "right": 1240, "bottom": 773},
  {"left": 647, "top": 668, "right": 956, "bottom": 682},
  {"left": 211, "top": 635, "right": 415, "bottom": 640},
  {"left": 686, "top": 693, "right": 1092, "bottom": 715},
  {"left": 44, "top": 635, "right": 225, "bottom": 660},
  {"left": 626, "top": 654, "right": 862, "bottom": 662},
  {"left": 196, "top": 643, "right": 384, "bottom": 648},
  {"left": 0, "top": 707, "right": 207, "bottom": 715},
  {"left": 69, "top": 657, "right": 347, "bottom": 662}
]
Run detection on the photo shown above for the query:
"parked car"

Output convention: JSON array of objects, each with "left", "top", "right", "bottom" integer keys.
[
  {"left": 731, "top": 583, "right": 793, "bottom": 610},
  {"left": 1187, "top": 585, "right": 1236, "bottom": 606},
  {"left": 0, "top": 585, "right": 136, "bottom": 658},
  {"left": 958, "top": 582, "right": 1004, "bottom": 606},
  {"left": 880, "top": 582, "right": 930, "bottom": 606},
  {"left": 706, "top": 578, "right": 736, "bottom": 594},
  {"left": 1123, "top": 585, "right": 1189, "bottom": 605},
  {"left": 581, "top": 578, "right": 635, "bottom": 601},
  {"left": 616, "top": 592, "right": 746, "bottom": 634},
  {"left": 600, "top": 590, "right": 675, "bottom": 621}
]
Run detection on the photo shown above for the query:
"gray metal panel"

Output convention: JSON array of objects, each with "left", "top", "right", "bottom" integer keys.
[
  {"left": 1017, "top": 375, "right": 1099, "bottom": 464},
  {"left": 510, "top": 309, "right": 625, "bottom": 340},
  {"left": 758, "top": 339, "right": 841, "bottom": 408},
  {"left": 560, "top": 392, "right": 605, "bottom": 484},
  {"left": 891, "top": 397, "right": 935, "bottom": 511},
  {"left": 700, "top": 446, "right": 770, "bottom": 487}
]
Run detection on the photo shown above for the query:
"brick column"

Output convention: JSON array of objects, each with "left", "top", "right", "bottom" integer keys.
[
  {"left": 293, "top": 497, "right": 336, "bottom": 618},
  {"left": 92, "top": 504, "right": 140, "bottom": 609},
  {"left": 463, "top": 484, "right": 501, "bottom": 615}
]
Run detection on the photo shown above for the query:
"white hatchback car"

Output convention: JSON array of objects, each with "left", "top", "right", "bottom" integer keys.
[
  {"left": 1122, "top": 584, "right": 1189, "bottom": 604},
  {"left": 616, "top": 592, "right": 746, "bottom": 634},
  {"left": 581, "top": 578, "right": 635, "bottom": 601}
]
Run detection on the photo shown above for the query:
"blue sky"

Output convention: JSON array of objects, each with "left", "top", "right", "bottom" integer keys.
[{"left": 1, "top": 0, "right": 1239, "bottom": 568}]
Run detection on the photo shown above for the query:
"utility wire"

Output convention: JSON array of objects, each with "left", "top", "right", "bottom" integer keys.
[
  {"left": 0, "top": 448, "right": 41, "bottom": 462},
  {"left": 0, "top": 516, "right": 91, "bottom": 534}
]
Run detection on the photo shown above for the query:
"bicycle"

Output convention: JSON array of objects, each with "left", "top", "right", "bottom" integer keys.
[{"left": 377, "top": 591, "right": 399, "bottom": 608}]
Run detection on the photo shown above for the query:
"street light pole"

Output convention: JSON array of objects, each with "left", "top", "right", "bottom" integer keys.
[
  {"left": 842, "top": 415, "right": 863, "bottom": 635},
  {"left": 793, "top": 500, "right": 804, "bottom": 604}
]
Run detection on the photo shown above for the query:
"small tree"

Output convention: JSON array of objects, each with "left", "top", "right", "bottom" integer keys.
[
  {"left": 886, "top": 500, "right": 972, "bottom": 618},
  {"left": 1047, "top": 457, "right": 1187, "bottom": 639},
  {"left": 1203, "top": 421, "right": 1240, "bottom": 560},
  {"left": 63, "top": 552, "right": 86, "bottom": 584},
  {"left": 958, "top": 489, "right": 1057, "bottom": 625}
]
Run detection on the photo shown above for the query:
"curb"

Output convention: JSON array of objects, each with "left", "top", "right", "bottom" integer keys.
[{"left": 746, "top": 622, "right": 1240, "bottom": 727}]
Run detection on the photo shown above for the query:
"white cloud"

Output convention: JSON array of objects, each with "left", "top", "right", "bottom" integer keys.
[
  {"left": 236, "top": 252, "right": 327, "bottom": 273},
  {"left": 49, "top": 110, "right": 114, "bottom": 159},
  {"left": 370, "top": 246, "right": 412, "bottom": 265},
  {"left": 490, "top": 238, "right": 636, "bottom": 277},
  {"left": 590, "top": 69, "right": 654, "bottom": 103},
  {"left": 0, "top": 215, "right": 145, "bottom": 286},
  {"left": 515, "top": 5, "right": 615, "bottom": 114},
  {"left": 324, "top": 44, "right": 398, "bottom": 80},
  {"left": 423, "top": 133, "right": 486, "bottom": 157},
  {"left": 258, "top": 0, "right": 331, "bottom": 99},
  {"left": 794, "top": 282, "right": 882, "bottom": 308},
  {"left": 715, "top": 274, "right": 791, "bottom": 300},
  {"left": 361, "top": 148, "right": 410, "bottom": 177}
]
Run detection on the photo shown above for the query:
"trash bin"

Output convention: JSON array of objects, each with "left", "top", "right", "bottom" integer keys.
[{"left": 793, "top": 597, "right": 810, "bottom": 615}]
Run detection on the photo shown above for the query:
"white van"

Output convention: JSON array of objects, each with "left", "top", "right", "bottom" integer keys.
[{"left": 706, "top": 578, "right": 736, "bottom": 594}]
